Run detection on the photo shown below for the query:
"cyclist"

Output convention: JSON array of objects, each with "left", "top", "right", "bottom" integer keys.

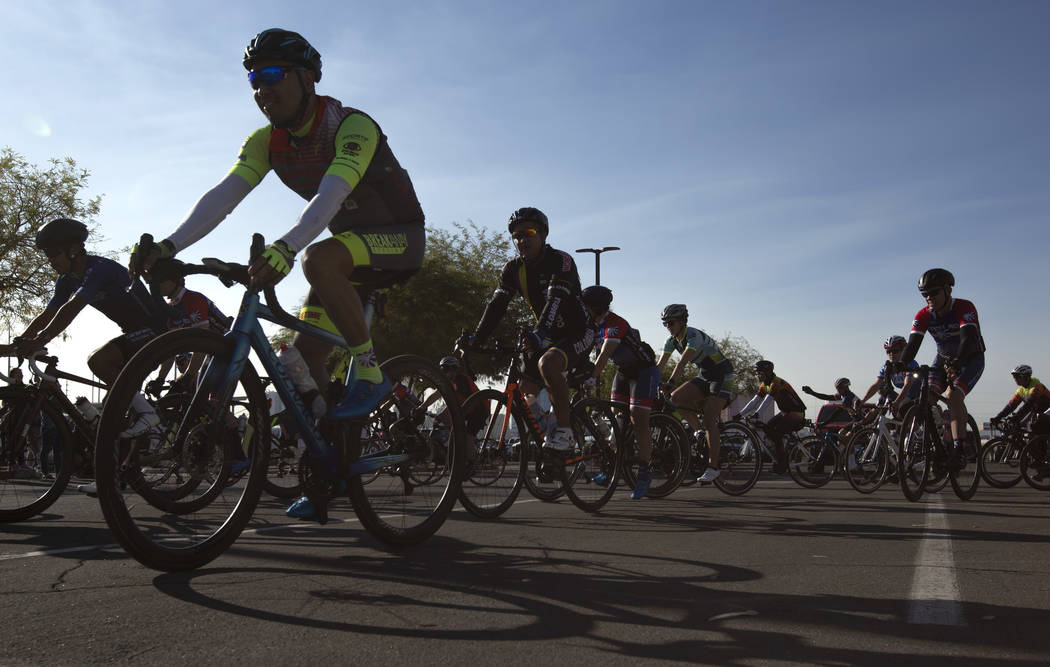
[
  {"left": 803, "top": 378, "right": 866, "bottom": 430},
  {"left": 461, "top": 207, "right": 595, "bottom": 453},
  {"left": 130, "top": 28, "right": 425, "bottom": 428},
  {"left": 858, "top": 335, "right": 919, "bottom": 417},
  {"left": 990, "top": 365, "right": 1050, "bottom": 437},
  {"left": 416, "top": 356, "right": 481, "bottom": 429},
  {"left": 656, "top": 304, "right": 734, "bottom": 484},
  {"left": 897, "top": 268, "right": 985, "bottom": 469},
  {"left": 17, "top": 218, "right": 168, "bottom": 387},
  {"left": 736, "top": 360, "right": 806, "bottom": 474},
  {"left": 581, "top": 285, "right": 659, "bottom": 499}
]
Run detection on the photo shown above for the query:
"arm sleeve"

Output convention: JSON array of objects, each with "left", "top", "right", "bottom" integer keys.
[
  {"left": 806, "top": 389, "right": 838, "bottom": 402},
  {"left": 473, "top": 266, "right": 517, "bottom": 343},
  {"left": 167, "top": 173, "right": 254, "bottom": 252},
  {"left": 277, "top": 174, "right": 354, "bottom": 252},
  {"left": 535, "top": 252, "right": 581, "bottom": 335},
  {"left": 900, "top": 331, "right": 924, "bottom": 366}
]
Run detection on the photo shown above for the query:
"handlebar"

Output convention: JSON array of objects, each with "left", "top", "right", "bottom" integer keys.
[{"left": 27, "top": 351, "right": 59, "bottom": 384}]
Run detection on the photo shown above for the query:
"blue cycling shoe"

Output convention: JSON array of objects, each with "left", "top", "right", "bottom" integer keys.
[
  {"left": 231, "top": 458, "right": 251, "bottom": 475},
  {"left": 285, "top": 496, "right": 316, "bottom": 519},
  {"left": 630, "top": 469, "right": 651, "bottom": 500},
  {"left": 328, "top": 375, "right": 392, "bottom": 420},
  {"left": 592, "top": 472, "right": 609, "bottom": 487}
]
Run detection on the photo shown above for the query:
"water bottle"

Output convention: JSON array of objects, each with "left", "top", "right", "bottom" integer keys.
[{"left": 277, "top": 344, "right": 326, "bottom": 418}]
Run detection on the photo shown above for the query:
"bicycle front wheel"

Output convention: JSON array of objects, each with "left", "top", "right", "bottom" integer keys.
[
  {"left": 979, "top": 437, "right": 1022, "bottom": 489},
  {"left": 457, "top": 389, "right": 525, "bottom": 519},
  {"left": 621, "top": 412, "right": 689, "bottom": 499},
  {"left": 1019, "top": 436, "right": 1050, "bottom": 491},
  {"left": 713, "top": 423, "right": 762, "bottom": 496},
  {"left": 0, "top": 387, "right": 75, "bottom": 522},
  {"left": 898, "top": 406, "right": 932, "bottom": 502},
  {"left": 345, "top": 355, "right": 465, "bottom": 545},
  {"left": 95, "top": 328, "right": 270, "bottom": 571},
  {"left": 561, "top": 399, "right": 623, "bottom": 513},
  {"left": 844, "top": 427, "right": 889, "bottom": 494},
  {"left": 948, "top": 414, "right": 981, "bottom": 500}
]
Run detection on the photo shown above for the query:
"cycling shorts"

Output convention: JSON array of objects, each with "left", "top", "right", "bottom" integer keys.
[
  {"left": 299, "top": 222, "right": 425, "bottom": 334},
  {"left": 930, "top": 353, "right": 984, "bottom": 396},
  {"left": 102, "top": 327, "right": 161, "bottom": 361},
  {"left": 522, "top": 328, "right": 596, "bottom": 386},
  {"left": 688, "top": 371, "right": 736, "bottom": 401},
  {"left": 610, "top": 366, "right": 660, "bottom": 410}
]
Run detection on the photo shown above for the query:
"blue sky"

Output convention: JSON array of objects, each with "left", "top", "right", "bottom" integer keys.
[{"left": 2, "top": 1, "right": 1047, "bottom": 418}]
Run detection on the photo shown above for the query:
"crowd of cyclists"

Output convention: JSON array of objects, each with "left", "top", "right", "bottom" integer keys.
[{"left": 3, "top": 29, "right": 1049, "bottom": 570}]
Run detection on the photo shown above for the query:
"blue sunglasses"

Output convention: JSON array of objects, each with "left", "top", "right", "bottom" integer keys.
[{"left": 248, "top": 65, "right": 308, "bottom": 90}]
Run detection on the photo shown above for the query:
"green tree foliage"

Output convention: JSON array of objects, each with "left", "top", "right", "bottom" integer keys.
[{"left": 0, "top": 148, "right": 102, "bottom": 326}]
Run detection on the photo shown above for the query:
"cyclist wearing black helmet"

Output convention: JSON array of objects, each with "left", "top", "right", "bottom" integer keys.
[
  {"left": 737, "top": 360, "right": 806, "bottom": 475},
  {"left": 131, "top": 28, "right": 425, "bottom": 431},
  {"left": 462, "top": 207, "right": 594, "bottom": 453},
  {"left": 17, "top": 218, "right": 167, "bottom": 385},
  {"left": 898, "top": 268, "right": 985, "bottom": 469},
  {"left": 656, "top": 303, "right": 735, "bottom": 483},
  {"left": 991, "top": 365, "right": 1050, "bottom": 436},
  {"left": 581, "top": 285, "right": 659, "bottom": 499}
]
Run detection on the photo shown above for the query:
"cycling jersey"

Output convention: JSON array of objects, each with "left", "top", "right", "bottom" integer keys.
[
  {"left": 167, "top": 287, "right": 230, "bottom": 334},
  {"left": 878, "top": 359, "right": 920, "bottom": 399},
  {"left": 743, "top": 376, "right": 806, "bottom": 416},
  {"left": 48, "top": 255, "right": 167, "bottom": 335},
  {"left": 595, "top": 311, "right": 656, "bottom": 377},
  {"left": 474, "top": 245, "right": 590, "bottom": 343},
  {"left": 911, "top": 298, "right": 984, "bottom": 359},
  {"left": 450, "top": 372, "right": 480, "bottom": 404},
  {"left": 997, "top": 377, "right": 1050, "bottom": 419},
  {"left": 662, "top": 326, "right": 733, "bottom": 380}
]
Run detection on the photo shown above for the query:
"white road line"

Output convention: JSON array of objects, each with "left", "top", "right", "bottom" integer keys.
[{"left": 907, "top": 494, "right": 965, "bottom": 626}]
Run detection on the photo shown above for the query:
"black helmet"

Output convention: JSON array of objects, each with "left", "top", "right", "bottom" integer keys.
[
  {"left": 918, "top": 268, "right": 954, "bottom": 292},
  {"left": 244, "top": 29, "right": 322, "bottom": 81},
  {"left": 660, "top": 303, "right": 688, "bottom": 323},
  {"left": 148, "top": 258, "right": 186, "bottom": 285},
  {"left": 754, "top": 359, "right": 774, "bottom": 374},
  {"left": 581, "top": 285, "right": 613, "bottom": 311},
  {"left": 507, "top": 207, "right": 548, "bottom": 235},
  {"left": 438, "top": 356, "right": 460, "bottom": 371},
  {"left": 35, "top": 218, "right": 88, "bottom": 250}
]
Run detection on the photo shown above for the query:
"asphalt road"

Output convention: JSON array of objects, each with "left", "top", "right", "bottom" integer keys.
[{"left": 2, "top": 478, "right": 1048, "bottom": 666}]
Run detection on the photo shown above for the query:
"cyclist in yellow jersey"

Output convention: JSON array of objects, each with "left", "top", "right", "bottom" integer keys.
[{"left": 129, "top": 29, "right": 425, "bottom": 427}]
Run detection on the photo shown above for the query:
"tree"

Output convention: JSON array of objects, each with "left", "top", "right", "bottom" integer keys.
[{"left": 0, "top": 148, "right": 102, "bottom": 326}]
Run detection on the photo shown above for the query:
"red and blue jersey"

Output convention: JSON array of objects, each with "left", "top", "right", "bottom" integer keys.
[
  {"left": 910, "top": 298, "right": 980, "bottom": 358},
  {"left": 596, "top": 311, "right": 655, "bottom": 376},
  {"left": 167, "top": 287, "right": 229, "bottom": 333}
]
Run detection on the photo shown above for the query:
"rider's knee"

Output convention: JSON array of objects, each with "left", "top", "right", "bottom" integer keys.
[{"left": 301, "top": 239, "right": 353, "bottom": 281}]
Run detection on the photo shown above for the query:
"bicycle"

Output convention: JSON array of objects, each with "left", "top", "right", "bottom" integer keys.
[
  {"left": 896, "top": 364, "right": 981, "bottom": 502},
  {"left": 785, "top": 422, "right": 843, "bottom": 489},
  {"left": 1018, "top": 435, "right": 1050, "bottom": 491},
  {"left": 843, "top": 405, "right": 900, "bottom": 494},
  {"left": 0, "top": 350, "right": 110, "bottom": 521},
  {"left": 94, "top": 235, "right": 465, "bottom": 571},
  {"left": 980, "top": 418, "right": 1030, "bottom": 489},
  {"left": 458, "top": 337, "right": 624, "bottom": 516}
]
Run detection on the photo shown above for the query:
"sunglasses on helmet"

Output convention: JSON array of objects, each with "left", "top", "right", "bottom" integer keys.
[{"left": 248, "top": 65, "right": 308, "bottom": 90}]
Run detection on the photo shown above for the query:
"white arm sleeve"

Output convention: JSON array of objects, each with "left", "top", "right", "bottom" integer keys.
[
  {"left": 167, "top": 174, "right": 253, "bottom": 252},
  {"left": 278, "top": 174, "right": 354, "bottom": 253}
]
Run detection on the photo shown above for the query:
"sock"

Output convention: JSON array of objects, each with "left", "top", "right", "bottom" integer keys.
[
  {"left": 348, "top": 339, "right": 382, "bottom": 384},
  {"left": 130, "top": 392, "right": 155, "bottom": 416}
]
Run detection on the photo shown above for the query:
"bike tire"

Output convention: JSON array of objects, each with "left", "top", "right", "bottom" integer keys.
[
  {"left": 979, "top": 437, "right": 1022, "bottom": 489},
  {"left": 713, "top": 423, "right": 762, "bottom": 496},
  {"left": 1019, "top": 435, "right": 1050, "bottom": 491},
  {"left": 621, "top": 412, "right": 690, "bottom": 499},
  {"left": 345, "top": 355, "right": 465, "bottom": 546},
  {"left": 457, "top": 389, "right": 526, "bottom": 519},
  {"left": 561, "top": 398, "right": 623, "bottom": 512},
  {"left": 787, "top": 435, "right": 839, "bottom": 489},
  {"left": 948, "top": 414, "right": 981, "bottom": 500},
  {"left": 0, "top": 386, "right": 76, "bottom": 522},
  {"left": 898, "top": 405, "right": 932, "bottom": 502},
  {"left": 844, "top": 427, "right": 889, "bottom": 494},
  {"left": 94, "top": 328, "right": 269, "bottom": 571}
]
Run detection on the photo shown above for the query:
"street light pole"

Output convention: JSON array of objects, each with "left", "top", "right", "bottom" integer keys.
[{"left": 575, "top": 246, "right": 620, "bottom": 285}]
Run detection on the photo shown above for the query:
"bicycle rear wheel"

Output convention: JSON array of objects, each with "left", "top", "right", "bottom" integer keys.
[
  {"left": 979, "top": 437, "right": 1022, "bottom": 489},
  {"left": 95, "top": 328, "right": 269, "bottom": 571},
  {"left": 713, "top": 423, "right": 762, "bottom": 496},
  {"left": 345, "top": 355, "right": 465, "bottom": 545},
  {"left": 0, "top": 387, "right": 75, "bottom": 522},
  {"left": 948, "top": 414, "right": 981, "bottom": 500},
  {"left": 787, "top": 436, "right": 839, "bottom": 488},
  {"left": 561, "top": 399, "right": 623, "bottom": 512},
  {"left": 1019, "top": 436, "right": 1050, "bottom": 491},
  {"left": 457, "top": 389, "right": 525, "bottom": 519},
  {"left": 898, "top": 406, "right": 932, "bottom": 502},
  {"left": 844, "top": 427, "right": 889, "bottom": 494}
]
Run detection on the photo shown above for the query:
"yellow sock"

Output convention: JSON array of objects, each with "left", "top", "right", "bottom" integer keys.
[{"left": 348, "top": 339, "right": 382, "bottom": 383}]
